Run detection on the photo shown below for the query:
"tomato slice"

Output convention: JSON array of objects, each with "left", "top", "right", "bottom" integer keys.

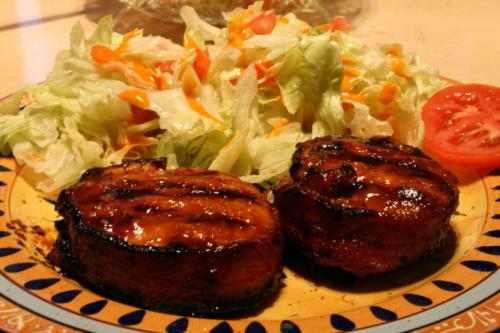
[
  {"left": 248, "top": 13, "right": 277, "bottom": 35},
  {"left": 422, "top": 84, "right": 500, "bottom": 169}
]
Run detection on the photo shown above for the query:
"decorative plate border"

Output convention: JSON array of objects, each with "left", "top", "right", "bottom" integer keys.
[{"left": 0, "top": 157, "right": 498, "bottom": 333}]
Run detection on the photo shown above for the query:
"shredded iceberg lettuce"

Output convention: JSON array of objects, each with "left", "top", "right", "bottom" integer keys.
[{"left": 0, "top": 2, "right": 448, "bottom": 194}]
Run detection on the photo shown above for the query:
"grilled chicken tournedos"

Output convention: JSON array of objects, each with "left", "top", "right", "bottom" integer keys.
[
  {"left": 49, "top": 159, "right": 283, "bottom": 316},
  {"left": 274, "top": 136, "right": 459, "bottom": 277}
]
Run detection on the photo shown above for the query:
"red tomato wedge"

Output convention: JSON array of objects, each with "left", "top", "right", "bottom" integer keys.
[
  {"left": 193, "top": 49, "right": 211, "bottom": 81},
  {"left": 248, "top": 13, "right": 277, "bottom": 35},
  {"left": 330, "top": 16, "right": 352, "bottom": 32},
  {"left": 317, "top": 16, "right": 352, "bottom": 32},
  {"left": 422, "top": 84, "right": 500, "bottom": 169}
]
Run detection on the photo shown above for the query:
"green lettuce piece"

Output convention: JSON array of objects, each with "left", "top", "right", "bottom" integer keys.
[
  {"left": 85, "top": 16, "right": 113, "bottom": 47},
  {"left": 0, "top": 4, "right": 450, "bottom": 194},
  {"left": 277, "top": 34, "right": 344, "bottom": 130}
]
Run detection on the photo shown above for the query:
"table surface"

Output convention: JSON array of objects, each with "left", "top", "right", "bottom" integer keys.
[{"left": 0, "top": 1, "right": 499, "bottom": 333}]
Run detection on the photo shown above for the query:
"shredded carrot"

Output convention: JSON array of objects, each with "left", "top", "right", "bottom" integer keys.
[
  {"left": 268, "top": 118, "right": 290, "bottom": 137},
  {"left": 186, "top": 97, "right": 226, "bottom": 127},
  {"left": 119, "top": 132, "right": 150, "bottom": 150},
  {"left": 384, "top": 44, "right": 412, "bottom": 80},
  {"left": 278, "top": 16, "right": 289, "bottom": 24},
  {"left": 342, "top": 57, "right": 358, "bottom": 65},
  {"left": 228, "top": 9, "right": 255, "bottom": 49},
  {"left": 184, "top": 34, "right": 198, "bottom": 50},
  {"left": 316, "top": 24, "right": 330, "bottom": 32},
  {"left": 390, "top": 56, "right": 413, "bottom": 80},
  {"left": 341, "top": 68, "right": 360, "bottom": 93},
  {"left": 115, "top": 28, "right": 142, "bottom": 54},
  {"left": 341, "top": 92, "right": 365, "bottom": 104},
  {"left": 182, "top": 70, "right": 200, "bottom": 96},
  {"left": 156, "top": 76, "right": 170, "bottom": 91},
  {"left": 386, "top": 44, "right": 403, "bottom": 57},
  {"left": 90, "top": 29, "right": 167, "bottom": 90},
  {"left": 119, "top": 89, "right": 150, "bottom": 109},
  {"left": 91, "top": 45, "right": 117, "bottom": 64},
  {"left": 378, "top": 82, "right": 399, "bottom": 105}
]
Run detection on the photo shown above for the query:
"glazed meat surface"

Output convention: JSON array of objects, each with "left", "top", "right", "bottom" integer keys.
[
  {"left": 50, "top": 159, "right": 283, "bottom": 316},
  {"left": 274, "top": 136, "right": 459, "bottom": 276}
]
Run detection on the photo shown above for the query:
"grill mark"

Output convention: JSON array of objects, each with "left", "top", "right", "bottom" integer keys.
[
  {"left": 316, "top": 149, "right": 456, "bottom": 196},
  {"left": 292, "top": 138, "right": 457, "bottom": 200},
  {"left": 292, "top": 186, "right": 377, "bottom": 218},
  {"left": 103, "top": 181, "right": 261, "bottom": 203},
  {"left": 126, "top": 204, "right": 255, "bottom": 227},
  {"left": 311, "top": 141, "right": 345, "bottom": 153},
  {"left": 186, "top": 188, "right": 259, "bottom": 201},
  {"left": 302, "top": 180, "right": 433, "bottom": 216},
  {"left": 185, "top": 214, "right": 251, "bottom": 226},
  {"left": 319, "top": 198, "right": 376, "bottom": 217},
  {"left": 365, "top": 136, "right": 394, "bottom": 147},
  {"left": 179, "top": 170, "right": 222, "bottom": 177},
  {"left": 354, "top": 154, "right": 390, "bottom": 165}
]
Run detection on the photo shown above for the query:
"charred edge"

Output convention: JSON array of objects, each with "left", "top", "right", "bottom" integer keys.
[
  {"left": 43, "top": 198, "right": 57, "bottom": 205},
  {"left": 55, "top": 190, "right": 74, "bottom": 216},
  {"left": 50, "top": 220, "right": 283, "bottom": 316},
  {"left": 292, "top": 141, "right": 309, "bottom": 164},
  {"left": 121, "top": 157, "right": 167, "bottom": 170},
  {"left": 361, "top": 136, "right": 426, "bottom": 157},
  {"left": 47, "top": 219, "right": 72, "bottom": 270},
  {"left": 289, "top": 161, "right": 302, "bottom": 175},
  {"left": 365, "top": 136, "right": 395, "bottom": 147},
  {"left": 306, "top": 162, "right": 356, "bottom": 177},
  {"left": 54, "top": 220, "right": 66, "bottom": 231},
  {"left": 293, "top": 135, "right": 346, "bottom": 157},
  {"left": 80, "top": 158, "right": 168, "bottom": 179}
]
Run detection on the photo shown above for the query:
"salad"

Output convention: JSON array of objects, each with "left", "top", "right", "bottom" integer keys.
[{"left": 0, "top": 1, "right": 448, "bottom": 194}]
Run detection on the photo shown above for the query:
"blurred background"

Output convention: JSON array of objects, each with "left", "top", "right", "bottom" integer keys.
[
  {"left": 84, "top": 0, "right": 363, "bottom": 41},
  {"left": 0, "top": 0, "right": 498, "bottom": 98}
]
